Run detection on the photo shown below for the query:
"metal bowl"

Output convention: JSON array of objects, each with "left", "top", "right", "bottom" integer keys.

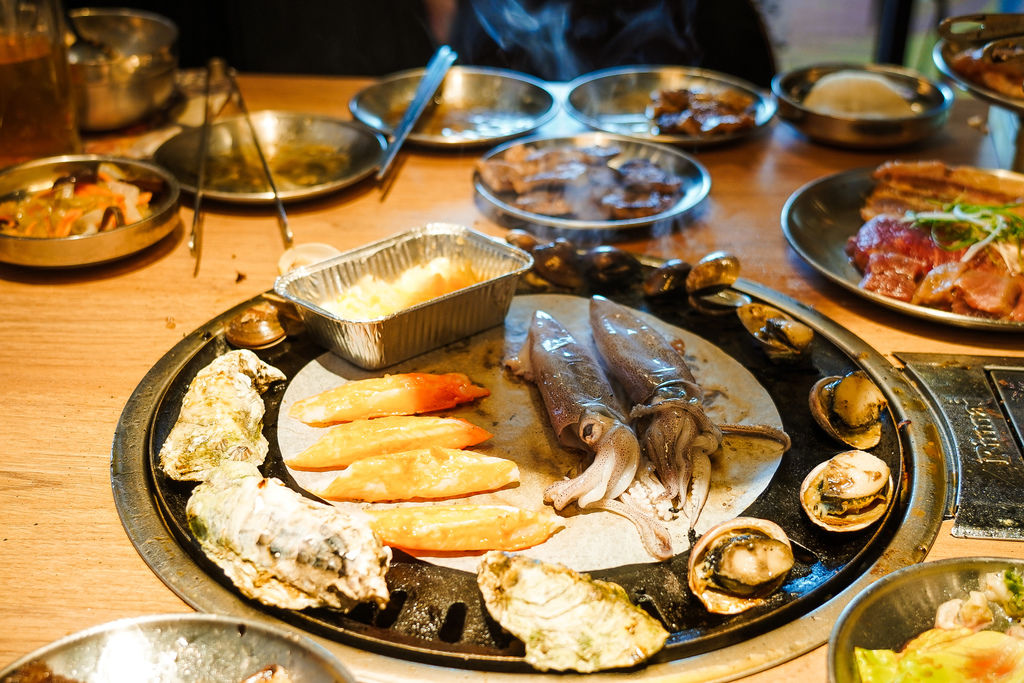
[
  {"left": 565, "top": 65, "right": 776, "bottom": 146},
  {"left": 0, "top": 613, "right": 356, "bottom": 682},
  {"left": 772, "top": 63, "right": 953, "bottom": 149},
  {"left": 349, "top": 66, "right": 557, "bottom": 148},
  {"left": 0, "top": 154, "right": 180, "bottom": 268},
  {"left": 68, "top": 8, "right": 178, "bottom": 131},
  {"left": 829, "top": 556, "right": 1024, "bottom": 682},
  {"left": 153, "top": 111, "right": 386, "bottom": 205}
]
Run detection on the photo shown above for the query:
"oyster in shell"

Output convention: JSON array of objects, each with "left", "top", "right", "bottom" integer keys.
[
  {"left": 809, "top": 371, "right": 888, "bottom": 449},
  {"left": 159, "top": 349, "right": 286, "bottom": 481},
  {"left": 477, "top": 551, "right": 668, "bottom": 672},
  {"left": 688, "top": 517, "right": 794, "bottom": 615},
  {"left": 799, "top": 450, "right": 893, "bottom": 532},
  {"left": 186, "top": 461, "right": 391, "bottom": 611}
]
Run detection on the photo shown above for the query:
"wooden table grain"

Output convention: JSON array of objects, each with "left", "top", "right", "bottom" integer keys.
[{"left": 1, "top": 73, "right": 1021, "bottom": 681}]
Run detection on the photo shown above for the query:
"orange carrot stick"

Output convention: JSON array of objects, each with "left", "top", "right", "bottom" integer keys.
[
  {"left": 364, "top": 505, "right": 565, "bottom": 552},
  {"left": 285, "top": 415, "right": 492, "bottom": 471},
  {"left": 315, "top": 447, "right": 519, "bottom": 502},
  {"left": 289, "top": 372, "right": 490, "bottom": 427}
]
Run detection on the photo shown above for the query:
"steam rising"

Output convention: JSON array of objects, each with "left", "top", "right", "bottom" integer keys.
[{"left": 463, "top": 0, "right": 700, "bottom": 81}]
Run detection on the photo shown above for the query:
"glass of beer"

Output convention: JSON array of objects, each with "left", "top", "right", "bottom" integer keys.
[{"left": 0, "top": 0, "right": 81, "bottom": 168}]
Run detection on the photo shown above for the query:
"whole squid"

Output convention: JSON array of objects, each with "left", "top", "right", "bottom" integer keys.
[
  {"left": 507, "top": 310, "right": 672, "bottom": 559},
  {"left": 589, "top": 296, "right": 724, "bottom": 527}
]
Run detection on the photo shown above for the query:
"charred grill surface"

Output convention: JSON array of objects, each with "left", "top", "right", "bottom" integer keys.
[{"left": 145, "top": 276, "right": 904, "bottom": 671}]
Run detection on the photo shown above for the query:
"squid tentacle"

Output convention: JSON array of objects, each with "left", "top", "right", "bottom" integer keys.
[
  {"left": 589, "top": 496, "right": 673, "bottom": 561},
  {"left": 718, "top": 423, "right": 792, "bottom": 450}
]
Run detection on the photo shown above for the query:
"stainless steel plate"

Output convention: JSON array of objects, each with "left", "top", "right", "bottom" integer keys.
[
  {"left": 565, "top": 65, "right": 776, "bottom": 146},
  {"left": 153, "top": 111, "right": 386, "bottom": 205},
  {"left": 111, "top": 274, "right": 946, "bottom": 681},
  {"left": 829, "top": 557, "right": 1024, "bottom": 683},
  {"left": 473, "top": 132, "right": 710, "bottom": 231},
  {"left": 0, "top": 613, "right": 356, "bottom": 682},
  {"left": 771, "top": 63, "right": 952, "bottom": 148},
  {"left": 934, "top": 40, "right": 1024, "bottom": 113},
  {"left": 781, "top": 167, "right": 1024, "bottom": 331},
  {"left": 0, "top": 154, "right": 180, "bottom": 268},
  {"left": 349, "top": 66, "right": 557, "bottom": 148}
]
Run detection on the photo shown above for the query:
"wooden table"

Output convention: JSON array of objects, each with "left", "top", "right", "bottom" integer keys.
[{"left": 1, "top": 74, "right": 1021, "bottom": 681}]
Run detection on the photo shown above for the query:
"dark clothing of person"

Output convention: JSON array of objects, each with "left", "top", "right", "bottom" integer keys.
[
  {"left": 64, "top": 0, "right": 775, "bottom": 86},
  {"left": 64, "top": 0, "right": 438, "bottom": 76},
  {"left": 449, "top": 0, "right": 776, "bottom": 86}
]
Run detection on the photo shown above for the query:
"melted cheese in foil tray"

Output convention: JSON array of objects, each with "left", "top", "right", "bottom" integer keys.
[{"left": 322, "top": 257, "right": 480, "bottom": 320}]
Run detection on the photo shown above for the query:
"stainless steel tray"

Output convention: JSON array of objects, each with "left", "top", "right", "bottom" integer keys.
[
  {"left": 153, "top": 111, "right": 386, "bottom": 205},
  {"left": 349, "top": 66, "right": 557, "bottom": 148},
  {"left": 111, "top": 275, "right": 946, "bottom": 682},
  {"left": 0, "top": 613, "right": 356, "bottom": 682},
  {"left": 564, "top": 65, "right": 776, "bottom": 147},
  {"left": 473, "top": 132, "right": 711, "bottom": 232},
  {"left": 934, "top": 40, "right": 1024, "bottom": 114},
  {"left": 782, "top": 166, "right": 1024, "bottom": 332}
]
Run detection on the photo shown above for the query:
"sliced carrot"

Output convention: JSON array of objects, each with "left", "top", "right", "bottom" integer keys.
[
  {"left": 286, "top": 415, "right": 493, "bottom": 471},
  {"left": 54, "top": 208, "right": 84, "bottom": 237},
  {"left": 364, "top": 504, "right": 565, "bottom": 552},
  {"left": 315, "top": 447, "right": 519, "bottom": 502},
  {"left": 74, "top": 183, "right": 114, "bottom": 198},
  {"left": 289, "top": 372, "right": 490, "bottom": 427}
]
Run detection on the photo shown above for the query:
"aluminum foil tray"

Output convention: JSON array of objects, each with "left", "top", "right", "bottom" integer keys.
[{"left": 274, "top": 224, "right": 533, "bottom": 369}]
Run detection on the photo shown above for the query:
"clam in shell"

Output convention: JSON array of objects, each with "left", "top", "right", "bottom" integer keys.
[
  {"left": 799, "top": 450, "right": 893, "bottom": 532},
  {"left": 736, "top": 302, "right": 814, "bottom": 361},
  {"left": 809, "top": 371, "right": 887, "bottom": 449},
  {"left": 688, "top": 517, "right": 795, "bottom": 615},
  {"left": 685, "top": 250, "right": 740, "bottom": 297}
]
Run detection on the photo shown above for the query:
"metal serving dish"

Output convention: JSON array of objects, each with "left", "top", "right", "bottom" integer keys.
[
  {"left": 349, "top": 66, "right": 557, "bottom": 148},
  {"left": 829, "top": 557, "right": 1024, "bottom": 682},
  {"left": 274, "top": 224, "right": 533, "bottom": 369},
  {"left": 153, "top": 111, "right": 386, "bottom": 205},
  {"left": 934, "top": 40, "right": 1024, "bottom": 113},
  {"left": 68, "top": 8, "right": 179, "bottom": 131},
  {"left": 473, "top": 132, "right": 710, "bottom": 232},
  {"left": 772, "top": 63, "right": 953, "bottom": 148},
  {"left": 0, "top": 612, "right": 355, "bottom": 682},
  {"left": 782, "top": 166, "right": 1024, "bottom": 331},
  {"left": 565, "top": 65, "right": 776, "bottom": 146},
  {"left": 0, "top": 154, "right": 180, "bottom": 268}
]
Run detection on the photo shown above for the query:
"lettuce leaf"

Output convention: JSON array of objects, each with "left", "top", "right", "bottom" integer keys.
[
  {"left": 1004, "top": 569, "right": 1024, "bottom": 619},
  {"left": 854, "top": 629, "right": 1024, "bottom": 683}
]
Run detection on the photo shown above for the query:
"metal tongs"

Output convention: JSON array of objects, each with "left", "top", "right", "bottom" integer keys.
[
  {"left": 189, "top": 58, "right": 293, "bottom": 276},
  {"left": 939, "top": 13, "right": 1024, "bottom": 65},
  {"left": 375, "top": 45, "right": 457, "bottom": 185}
]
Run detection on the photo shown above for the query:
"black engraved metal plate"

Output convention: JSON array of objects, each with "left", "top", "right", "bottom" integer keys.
[{"left": 898, "top": 353, "right": 1024, "bottom": 541}]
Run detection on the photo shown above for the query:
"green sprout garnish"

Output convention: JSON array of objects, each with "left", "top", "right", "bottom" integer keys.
[{"left": 903, "top": 202, "right": 1024, "bottom": 264}]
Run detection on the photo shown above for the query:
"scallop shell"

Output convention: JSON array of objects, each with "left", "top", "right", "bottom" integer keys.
[
  {"left": 688, "top": 516, "right": 794, "bottom": 615},
  {"left": 799, "top": 450, "right": 893, "bottom": 532},
  {"left": 809, "top": 372, "right": 887, "bottom": 449},
  {"left": 736, "top": 302, "right": 814, "bottom": 361}
]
